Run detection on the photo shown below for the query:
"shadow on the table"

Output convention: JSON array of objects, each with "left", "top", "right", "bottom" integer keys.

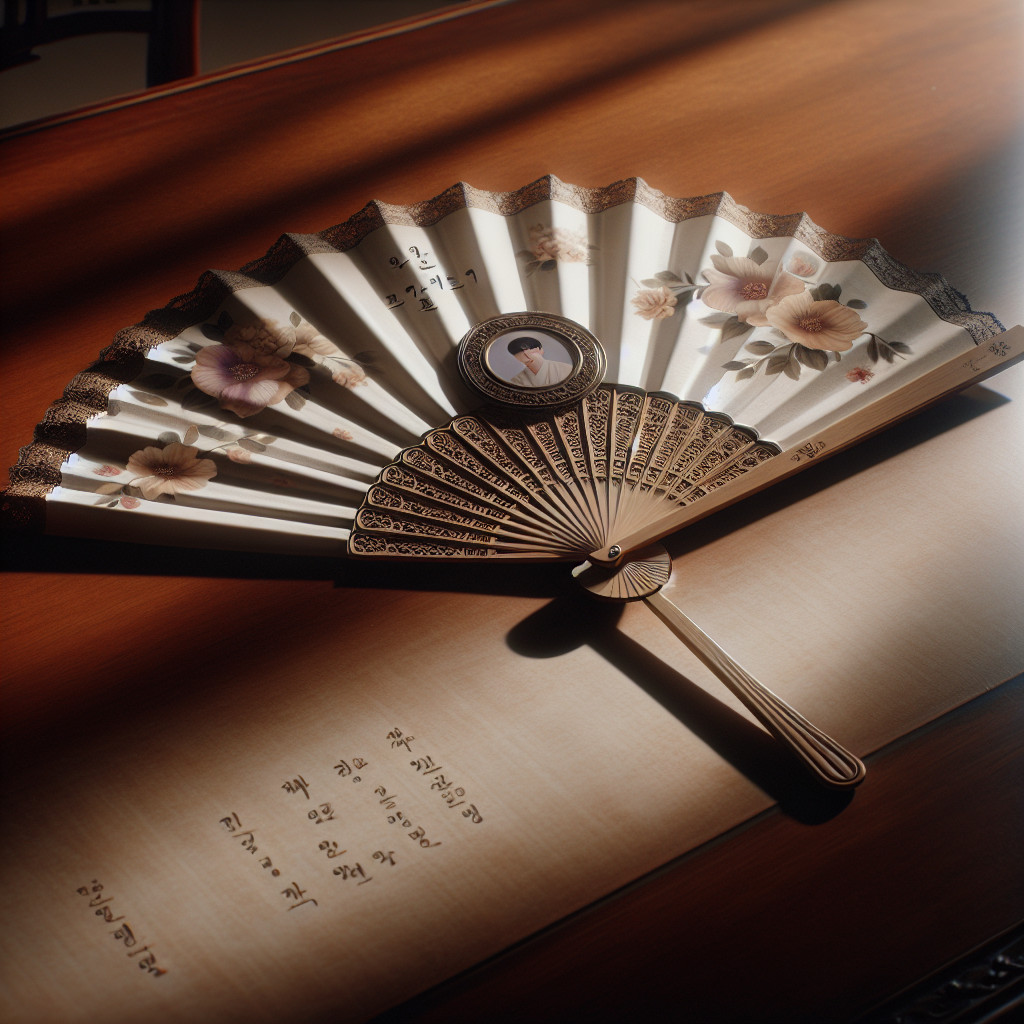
[
  {"left": 1, "top": 384, "right": 1009, "bottom": 596},
  {"left": 507, "top": 593, "right": 853, "bottom": 825}
]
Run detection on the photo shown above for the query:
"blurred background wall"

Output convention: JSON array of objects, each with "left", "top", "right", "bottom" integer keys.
[{"left": 1, "top": 0, "right": 462, "bottom": 129}]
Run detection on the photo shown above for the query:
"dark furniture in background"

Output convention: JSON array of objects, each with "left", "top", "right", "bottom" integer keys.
[{"left": 1, "top": 0, "right": 198, "bottom": 86}]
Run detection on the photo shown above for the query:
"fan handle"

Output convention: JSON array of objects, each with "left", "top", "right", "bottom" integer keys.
[{"left": 644, "top": 591, "right": 866, "bottom": 789}]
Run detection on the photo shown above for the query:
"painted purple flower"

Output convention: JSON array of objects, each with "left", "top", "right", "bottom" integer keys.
[
  {"left": 701, "top": 255, "right": 804, "bottom": 324},
  {"left": 191, "top": 343, "right": 309, "bottom": 418}
]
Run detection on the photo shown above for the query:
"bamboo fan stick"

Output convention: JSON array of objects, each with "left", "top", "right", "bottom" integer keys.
[{"left": 644, "top": 590, "right": 866, "bottom": 789}]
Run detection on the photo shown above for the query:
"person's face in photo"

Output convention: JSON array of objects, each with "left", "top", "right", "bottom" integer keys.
[{"left": 513, "top": 341, "right": 545, "bottom": 373}]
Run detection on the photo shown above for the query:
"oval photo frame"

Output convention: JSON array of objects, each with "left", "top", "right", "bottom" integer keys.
[{"left": 457, "top": 312, "right": 607, "bottom": 410}]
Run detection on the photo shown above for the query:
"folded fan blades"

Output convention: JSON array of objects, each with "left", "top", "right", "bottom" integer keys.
[{"left": 348, "top": 385, "right": 780, "bottom": 559}]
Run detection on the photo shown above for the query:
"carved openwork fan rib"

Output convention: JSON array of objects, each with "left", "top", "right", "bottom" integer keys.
[{"left": 349, "top": 387, "right": 778, "bottom": 560}]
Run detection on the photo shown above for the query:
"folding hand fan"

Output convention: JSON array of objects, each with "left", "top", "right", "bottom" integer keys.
[{"left": 7, "top": 176, "right": 1022, "bottom": 789}]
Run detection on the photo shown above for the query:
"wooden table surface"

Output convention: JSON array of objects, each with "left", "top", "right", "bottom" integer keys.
[{"left": 3, "top": 1, "right": 1023, "bottom": 1020}]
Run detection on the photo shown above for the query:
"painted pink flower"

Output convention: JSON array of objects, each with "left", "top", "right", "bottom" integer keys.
[
  {"left": 119, "top": 495, "right": 141, "bottom": 509},
  {"left": 846, "top": 366, "right": 875, "bottom": 384},
  {"left": 701, "top": 255, "right": 804, "bottom": 324},
  {"left": 227, "top": 448, "right": 253, "bottom": 463},
  {"left": 93, "top": 465, "right": 121, "bottom": 477},
  {"left": 126, "top": 443, "right": 217, "bottom": 499},
  {"left": 765, "top": 293, "right": 867, "bottom": 352},
  {"left": 191, "top": 343, "right": 309, "bottom": 418},
  {"left": 631, "top": 286, "right": 677, "bottom": 321},
  {"left": 528, "top": 224, "right": 590, "bottom": 264},
  {"left": 786, "top": 253, "right": 818, "bottom": 277},
  {"left": 332, "top": 428, "right": 354, "bottom": 441}
]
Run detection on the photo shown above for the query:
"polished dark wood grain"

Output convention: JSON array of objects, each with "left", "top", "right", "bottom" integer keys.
[{"left": 2, "top": 0, "right": 1022, "bottom": 1020}]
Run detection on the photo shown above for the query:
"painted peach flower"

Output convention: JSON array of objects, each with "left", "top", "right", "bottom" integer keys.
[
  {"left": 192, "top": 343, "right": 309, "bottom": 418},
  {"left": 93, "top": 465, "right": 121, "bottom": 477},
  {"left": 332, "top": 428, "right": 354, "bottom": 441},
  {"left": 227, "top": 448, "right": 253, "bottom": 463},
  {"left": 701, "top": 256, "right": 804, "bottom": 324},
  {"left": 786, "top": 253, "right": 818, "bottom": 277},
  {"left": 765, "top": 293, "right": 867, "bottom": 352},
  {"left": 224, "top": 319, "right": 294, "bottom": 357},
  {"left": 223, "top": 317, "right": 338, "bottom": 359},
  {"left": 126, "top": 443, "right": 217, "bottom": 499},
  {"left": 293, "top": 321, "right": 339, "bottom": 356},
  {"left": 528, "top": 224, "right": 590, "bottom": 264},
  {"left": 631, "top": 286, "right": 677, "bottom": 321},
  {"left": 119, "top": 495, "right": 141, "bottom": 509},
  {"left": 332, "top": 364, "right": 367, "bottom": 388}
]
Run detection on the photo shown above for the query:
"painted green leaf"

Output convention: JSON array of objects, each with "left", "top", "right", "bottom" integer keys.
[
  {"left": 745, "top": 341, "right": 776, "bottom": 355},
  {"left": 285, "top": 390, "right": 306, "bottom": 410},
  {"left": 889, "top": 341, "right": 912, "bottom": 353},
  {"left": 237, "top": 437, "right": 267, "bottom": 453},
  {"left": 748, "top": 246, "right": 769, "bottom": 265},
  {"left": 158, "top": 431, "right": 182, "bottom": 446},
  {"left": 540, "top": 260, "right": 557, "bottom": 272},
  {"left": 699, "top": 311, "right": 732, "bottom": 327},
  {"left": 217, "top": 311, "right": 233, "bottom": 331},
  {"left": 736, "top": 366, "right": 757, "bottom": 381},
  {"left": 715, "top": 240, "right": 733, "bottom": 257},
  {"left": 197, "top": 424, "right": 231, "bottom": 440},
  {"left": 289, "top": 311, "right": 301, "bottom": 327},
  {"left": 846, "top": 299, "right": 868, "bottom": 309},
  {"left": 128, "top": 391, "right": 168, "bottom": 407},
  {"left": 721, "top": 318, "right": 752, "bottom": 343},
  {"left": 201, "top": 324, "right": 224, "bottom": 341},
  {"left": 183, "top": 425, "right": 200, "bottom": 445},
  {"left": 795, "top": 345, "right": 828, "bottom": 370},
  {"left": 722, "top": 361, "right": 750, "bottom": 371},
  {"left": 655, "top": 271, "right": 683, "bottom": 284}
]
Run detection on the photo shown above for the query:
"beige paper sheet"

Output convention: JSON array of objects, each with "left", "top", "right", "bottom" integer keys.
[{"left": 2, "top": 364, "right": 1022, "bottom": 1024}]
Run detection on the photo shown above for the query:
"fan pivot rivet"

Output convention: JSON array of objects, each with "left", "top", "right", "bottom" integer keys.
[{"left": 608, "top": 545, "right": 621, "bottom": 558}]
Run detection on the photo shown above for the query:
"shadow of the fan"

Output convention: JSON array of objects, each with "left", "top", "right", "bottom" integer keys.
[{"left": 506, "top": 593, "right": 853, "bottom": 825}]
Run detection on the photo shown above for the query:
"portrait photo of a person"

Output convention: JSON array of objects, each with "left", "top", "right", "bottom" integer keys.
[{"left": 503, "top": 335, "right": 573, "bottom": 387}]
